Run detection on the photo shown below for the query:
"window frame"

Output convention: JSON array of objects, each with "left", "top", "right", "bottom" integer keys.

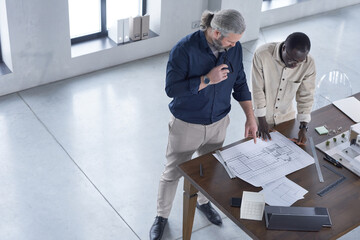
[{"left": 70, "top": 0, "right": 146, "bottom": 44}]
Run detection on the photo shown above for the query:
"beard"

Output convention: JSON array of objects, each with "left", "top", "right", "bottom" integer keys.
[{"left": 212, "top": 36, "right": 227, "bottom": 52}]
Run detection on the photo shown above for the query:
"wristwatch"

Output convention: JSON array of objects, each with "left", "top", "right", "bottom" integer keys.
[
  {"left": 299, "top": 124, "right": 308, "bottom": 131},
  {"left": 204, "top": 75, "right": 210, "bottom": 84}
]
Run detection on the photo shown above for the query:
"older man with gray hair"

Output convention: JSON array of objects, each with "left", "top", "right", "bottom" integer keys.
[{"left": 150, "top": 9, "right": 257, "bottom": 240}]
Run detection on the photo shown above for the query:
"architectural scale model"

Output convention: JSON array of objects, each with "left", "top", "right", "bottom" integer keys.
[{"left": 316, "top": 123, "right": 360, "bottom": 177}]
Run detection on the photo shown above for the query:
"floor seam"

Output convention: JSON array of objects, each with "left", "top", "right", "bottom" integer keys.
[
  {"left": 174, "top": 216, "right": 228, "bottom": 240},
  {"left": 17, "top": 92, "right": 141, "bottom": 240}
]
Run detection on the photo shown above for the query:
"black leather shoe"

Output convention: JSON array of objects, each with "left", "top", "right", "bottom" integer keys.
[
  {"left": 196, "top": 202, "right": 222, "bottom": 226},
  {"left": 149, "top": 216, "right": 168, "bottom": 240}
]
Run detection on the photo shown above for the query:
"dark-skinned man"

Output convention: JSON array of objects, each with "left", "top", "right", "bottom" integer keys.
[{"left": 251, "top": 32, "right": 316, "bottom": 144}]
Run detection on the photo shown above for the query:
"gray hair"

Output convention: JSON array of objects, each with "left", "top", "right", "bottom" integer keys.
[{"left": 200, "top": 9, "right": 246, "bottom": 36}]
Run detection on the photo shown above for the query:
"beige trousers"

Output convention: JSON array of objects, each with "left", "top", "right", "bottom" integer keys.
[{"left": 157, "top": 115, "right": 230, "bottom": 218}]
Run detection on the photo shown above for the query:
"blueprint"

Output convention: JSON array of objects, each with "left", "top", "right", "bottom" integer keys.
[
  {"left": 260, "top": 177, "right": 308, "bottom": 206},
  {"left": 218, "top": 131, "right": 314, "bottom": 187}
]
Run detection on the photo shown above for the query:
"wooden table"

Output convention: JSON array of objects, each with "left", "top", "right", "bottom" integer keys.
[{"left": 178, "top": 93, "right": 360, "bottom": 240}]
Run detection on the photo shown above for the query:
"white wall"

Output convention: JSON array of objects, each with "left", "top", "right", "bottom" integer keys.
[
  {"left": 0, "top": 0, "right": 207, "bottom": 96},
  {"left": 261, "top": 0, "right": 360, "bottom": 28}
]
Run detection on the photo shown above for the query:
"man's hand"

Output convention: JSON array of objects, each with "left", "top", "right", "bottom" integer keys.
[
  {"left": 245, "top": 116, "right": 258, "bottom": 144},
  {"left": 258, "top": 116, "right": 271, "bottom": 141},
  {"left": 297, "top": 122, "right": 308, "bottom": 145},
  {"left": 199, "top": 64, "right": 231, "bottom": 91},
  {"left": 297, "top": 128, "right": 307, "bottom": 145},
  {"left": 239, "top": 100, "right": 258, "bottom": 144},
  {"left": 207, "top": 64, "right": 230, "bottom": 84}
]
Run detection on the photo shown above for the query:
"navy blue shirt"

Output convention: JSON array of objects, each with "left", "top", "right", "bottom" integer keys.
[{"left": 165, "top": 30, "right": 251, "bottom": 125}]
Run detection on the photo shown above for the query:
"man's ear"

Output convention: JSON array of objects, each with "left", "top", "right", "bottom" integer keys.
[{"left": 213, "top": 29, "right": 221, "bottom": 39}]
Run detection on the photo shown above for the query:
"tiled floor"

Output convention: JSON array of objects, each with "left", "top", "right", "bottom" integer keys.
[{"left": 1, "top": 4, "right": 360, "bottom": 240}]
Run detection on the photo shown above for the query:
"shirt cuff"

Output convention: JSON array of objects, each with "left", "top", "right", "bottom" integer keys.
[
  {"left": 189, "top": 77, "right": 201, "bottom": 94},
  {"left": 297, "top": 113, "right": 311, "bottom": 123},
  {"left": 254, "top": 107, "right": 266, "bottom": 117},
  {"left": 232, "top": 91, "right": 252, "bottom": 102}
]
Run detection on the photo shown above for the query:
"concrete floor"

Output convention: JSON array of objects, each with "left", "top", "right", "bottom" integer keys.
[{"left": 1, "top": 4, "right": 360, "bottom": 240}]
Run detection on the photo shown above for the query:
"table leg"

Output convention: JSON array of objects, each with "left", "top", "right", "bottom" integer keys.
[{"left": 183, "top": 179, "right": 198, "bottom": 240}]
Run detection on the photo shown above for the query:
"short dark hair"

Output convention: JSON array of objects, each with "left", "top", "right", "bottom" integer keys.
[{"left": 285, "top": 32, "right": 311, "bottom": 52}]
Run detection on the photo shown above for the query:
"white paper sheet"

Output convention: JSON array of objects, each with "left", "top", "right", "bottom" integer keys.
[
  {"left": 217, "top": 132, "right": 314, "bottom": 187},
  {"left": 260, "top": 177, "right": 308, "bottom": 206},
  {"left": 333, "top": 97, "right": 360, "bottom": 123}
]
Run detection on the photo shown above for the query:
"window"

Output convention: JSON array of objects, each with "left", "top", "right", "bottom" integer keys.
[
  {"left": 0, "top": 31, "right": 3, "bottom": 63},
  {"left": 0, "top": 0, "right": 12, "bottom": 75},
  {"left": 262, "top": 0, "right": 305, "bottom": 12},
  {"left": 69, "top": 0, "right": 146, "bottom": 44},
  {"left": 0, "top": 34, "right": 11, "bottom": 75},
  {"left": 0, "top": 36, "right": 2, "bottom": 63}
]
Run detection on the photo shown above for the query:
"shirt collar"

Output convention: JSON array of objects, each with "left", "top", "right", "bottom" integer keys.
[
  {"left": 199, "top": 30, "right": 223, "bottom": 59},
  {"left": 199, "top": 30, "right": 210, "bottom": 50},
  {"left": 273, "top": 42, "right": 286, "bottom": 67}
]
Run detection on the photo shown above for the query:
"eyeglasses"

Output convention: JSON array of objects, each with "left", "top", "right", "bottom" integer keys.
[
  {"left": 284, "top": 47, "right": 304, "bottom": 64},
  {"left": 223, "top": 49, "right": 234, "bottom": 73}
]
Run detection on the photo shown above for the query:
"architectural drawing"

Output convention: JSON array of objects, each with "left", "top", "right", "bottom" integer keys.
[{"left": 218, "top": 132, "right": 314, "bottom": 187}]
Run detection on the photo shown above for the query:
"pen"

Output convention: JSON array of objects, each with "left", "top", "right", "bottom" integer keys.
[
  {"left": 200, "top": 163, "right": 204, "bottom": 177},
  {"left": 323, "top": 155, "right": 342, "bottom": 168}
]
